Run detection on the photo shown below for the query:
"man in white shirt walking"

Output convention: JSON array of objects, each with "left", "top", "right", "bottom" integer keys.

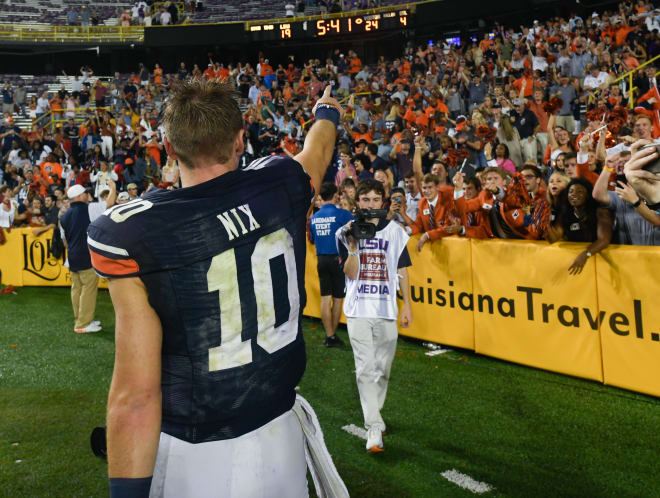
[{"left": 336, "top": 178, "right": 413, "bottom": 453}]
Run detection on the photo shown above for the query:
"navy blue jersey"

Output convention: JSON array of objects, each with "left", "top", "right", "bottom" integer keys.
[{"left": 88, "top": 156, "right": 312, "bottom": 443}]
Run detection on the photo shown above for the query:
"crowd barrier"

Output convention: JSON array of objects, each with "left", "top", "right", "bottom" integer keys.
[
  {"left": 0, "top": 228, "right": 108, "bottom": 288},
  {"left": 2, "top": 228, "right": 658, "bottom": 398},
  {"left": 303, "top": 237, "right": 660, "bottom": 399}
]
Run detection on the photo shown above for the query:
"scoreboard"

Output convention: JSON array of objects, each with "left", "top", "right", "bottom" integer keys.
[{"left": 246, "top": 9, "right": 412, "bottom": 41}]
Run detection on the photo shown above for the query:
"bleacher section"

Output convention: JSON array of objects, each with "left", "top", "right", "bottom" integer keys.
[
  {"left": 190, "top": 0, "right": 410, "bottom": 23},
  {"left": 0, "top": 0, "right": 418, "bottom": 26},
  {"left": 0, "top": 0, "right": 133, "bottom": 26},
  {"left": 1, "top": 74, "right": 107, "bottom": 129}
]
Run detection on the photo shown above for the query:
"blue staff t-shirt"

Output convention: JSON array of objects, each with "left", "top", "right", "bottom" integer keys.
[{"left": 309, "top": 204, "right": 353, "bottom": 255}]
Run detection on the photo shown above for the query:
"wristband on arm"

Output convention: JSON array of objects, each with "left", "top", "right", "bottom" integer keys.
[
  {"left": 109, "top": 477, "right": 153, "bottom": 498},
  {"left": 314, "top": 104, "right": 341, "bottom": 127}
]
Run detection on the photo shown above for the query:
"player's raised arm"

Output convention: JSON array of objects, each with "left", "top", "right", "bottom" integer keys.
[{"left": 295, "top": 85, "right": 344, "bottom": 193}]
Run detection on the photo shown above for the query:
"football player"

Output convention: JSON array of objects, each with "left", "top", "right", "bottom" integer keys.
[{"left": 88, "top": 82, "right": 345, "bottom": 497}]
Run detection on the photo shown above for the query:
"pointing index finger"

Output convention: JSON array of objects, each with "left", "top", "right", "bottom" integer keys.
[{"left": 323, "top": 85, "right": 332, "bottom": 98}]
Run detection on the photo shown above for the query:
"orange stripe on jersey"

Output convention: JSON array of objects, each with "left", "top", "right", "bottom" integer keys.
[{"left": 89, "top": 250, "right": 140, "bottom": 276}]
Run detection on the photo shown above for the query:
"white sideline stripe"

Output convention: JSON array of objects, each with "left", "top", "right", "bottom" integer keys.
[
  {"left": 87, "top": 236, "right": 129, "bottom": 256},
  {"left": 441, "top": 469, "right": 493, "bottom": 494},
  {"left": 341, "top": 424, "right": 367, "bottom": 440},
  {"left": 425, "top": 349, "right": 450, "bottom": 356}
]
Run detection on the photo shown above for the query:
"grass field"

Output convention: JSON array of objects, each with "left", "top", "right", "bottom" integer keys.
[{"left": 1, "top": 287, "right": 659, "bottom": 497}]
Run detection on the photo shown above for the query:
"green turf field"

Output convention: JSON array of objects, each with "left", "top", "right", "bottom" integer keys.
[{"left": 1, "top": 287, "right": 659, "bottom": 497}]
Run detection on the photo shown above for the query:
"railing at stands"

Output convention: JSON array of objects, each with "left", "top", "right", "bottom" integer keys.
[
  {"left": 588, "top": 54, "right": 660, "bottom": 109},
  {"left": 0, "top": 24, "right": 144, "bottom": 43}
]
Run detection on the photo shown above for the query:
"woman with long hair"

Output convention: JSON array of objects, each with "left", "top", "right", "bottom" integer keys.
[
  {"left": 496, "top": 114, "right": 523, "bottom": 167},
  {"left": 547, "top": 177, "right": 613, "bottom": 275},
  {"left": 335, "top": 147, "right": 357, "bottom": 187},
  {"left": 545, "top": 170, "right": 570, "bottom": 241}
]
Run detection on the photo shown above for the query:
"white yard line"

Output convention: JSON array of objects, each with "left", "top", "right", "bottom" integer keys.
[
  {"left": 343, "top": 426, "right": 492, "bottom": 494},
  {"left": 441, "top": 469, "right": 493, "bottom": 494},
  {"left": 341, "top": 424, "right": 367, "bottom": 440}
]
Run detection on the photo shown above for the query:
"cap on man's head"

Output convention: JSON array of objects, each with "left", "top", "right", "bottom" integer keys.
[
  {"left": 513, "top": 98, "right": 525, "bottom": 106},
  {"left": 98, "top": 186, "right": 111, "bottom": 197},
  {"left": 127, "top": 183, "right": 138, "bottom": 190},
  {"left": 125, "top": 157, "right": 134, "bottom": 165},
  {"left": 117, "top": 191, "right": 130, "bottom": 201},
  {"left": 67, "top": 184, "right": 86, "bottom": 199}
]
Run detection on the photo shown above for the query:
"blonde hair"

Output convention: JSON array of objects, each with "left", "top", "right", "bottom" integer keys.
[
  {"left": 164, "top": 80, "right": 243, "bottom": 168},
  {"left": 547, "top": 170, "right": 570, "bottom": 205},
  {"left": 471, "top": 111, "right": 486, "bottom": 126}
]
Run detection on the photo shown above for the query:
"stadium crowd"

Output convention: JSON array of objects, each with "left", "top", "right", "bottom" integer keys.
[{"left": 1, "top": 0, "right": 660, "bottom": 271}]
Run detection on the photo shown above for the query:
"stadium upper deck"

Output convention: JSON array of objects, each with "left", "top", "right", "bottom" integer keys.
[{"left": 0, "top": 0, "right": 417, "bottom": 26}]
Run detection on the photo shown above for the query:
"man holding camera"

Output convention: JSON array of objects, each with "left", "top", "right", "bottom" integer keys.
[{"left": 336, "top": 178, "right": 413, "bottom": 453}]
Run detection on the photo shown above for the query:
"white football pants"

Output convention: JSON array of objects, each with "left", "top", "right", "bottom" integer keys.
[
  {"left": 149, "top": 409, "right": 308, "bottom": 498},
  {"left": 346, "top": 317, "right": 398, "bottom": 431}
]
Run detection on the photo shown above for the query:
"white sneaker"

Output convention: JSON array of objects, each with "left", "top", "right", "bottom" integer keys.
[
  {"left": 365, "top": 427, "right": 384, "bottom": 453},
  {"left": 74, "top": 323, "right": 102, "bottom": 334},
  {"left": 91, "top": 320, "right": 101, "bottom": 327}
]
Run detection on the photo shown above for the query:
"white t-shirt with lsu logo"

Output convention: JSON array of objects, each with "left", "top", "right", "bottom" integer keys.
[{"left": 336, "top": 219, "right": 410, "bottom": 320}]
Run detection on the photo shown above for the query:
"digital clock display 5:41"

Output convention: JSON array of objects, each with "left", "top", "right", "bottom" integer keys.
[{"left": 316, "top": 17, "right": 382, "bottom": 36}]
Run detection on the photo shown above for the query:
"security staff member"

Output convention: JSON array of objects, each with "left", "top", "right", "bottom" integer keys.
[{"left": 309, "top": 182, "right": 354, "bottom": 347}]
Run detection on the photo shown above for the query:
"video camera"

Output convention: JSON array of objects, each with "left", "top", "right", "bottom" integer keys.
[{"left": 350, "top": 209, "right": 388, "bottom": 239}]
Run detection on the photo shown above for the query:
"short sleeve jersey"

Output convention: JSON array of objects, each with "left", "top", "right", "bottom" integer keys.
[{"left": 88, "top": 156, "right": 312, "bottom": 443}]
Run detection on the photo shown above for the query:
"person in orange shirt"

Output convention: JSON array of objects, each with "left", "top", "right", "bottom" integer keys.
[
  {"left": 153, "top": 63, "right": 163, "bottom": 85},
  {"left": 280, "top": 135, "right": 298, "bottom": 157},
  {"left": 400, "top": 59, "right": 411, "bottom": 77},
  {"left": 143, "top": 133, "right": 163, "bottom": 165},
  {"left": 50, "top": 95, "right": 63, "bottom": 121},
  {"left": 414, "top": 108, "right": 429, "bottom": 131},
  {"left": 348, "top": 51, "right": 362, "bottom": 74},
  {"left": 410, "top": 173, "right": 460, "bottom": 252},
  {"left": 259, "top": 59, "right": 273, "bottom": 77},
  {"left": 433, "top": 97, "right": 449, "bottom": 115},
  {"left": 479, "top": 33, "right": 494, "bottom": 53},
  {"left": 400, "top": 106, "right": 415, "bottom": 128},
  {"left": 203, "top": 64, "right": 216, "bottom": 80},
  {"left": 35, "top": 154, "right": 63, "bottom": 196},
  {"left": 216, "top": 64, "right": 230, "bottom": 82},
  {"left": 40, "top": 155, "right": 63, "bottom": 180},
  {"left": 282, "top": 81, "right": 293, "bottom": 101},
  {"left": 352, "top": 123, "right": 373, "bottom": 143},
  {"left": 613, "top": 17, "right": 634, "bottom": 47},
  {"left": 513, "top": 73, "right": 535, "bottom": 98}
]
